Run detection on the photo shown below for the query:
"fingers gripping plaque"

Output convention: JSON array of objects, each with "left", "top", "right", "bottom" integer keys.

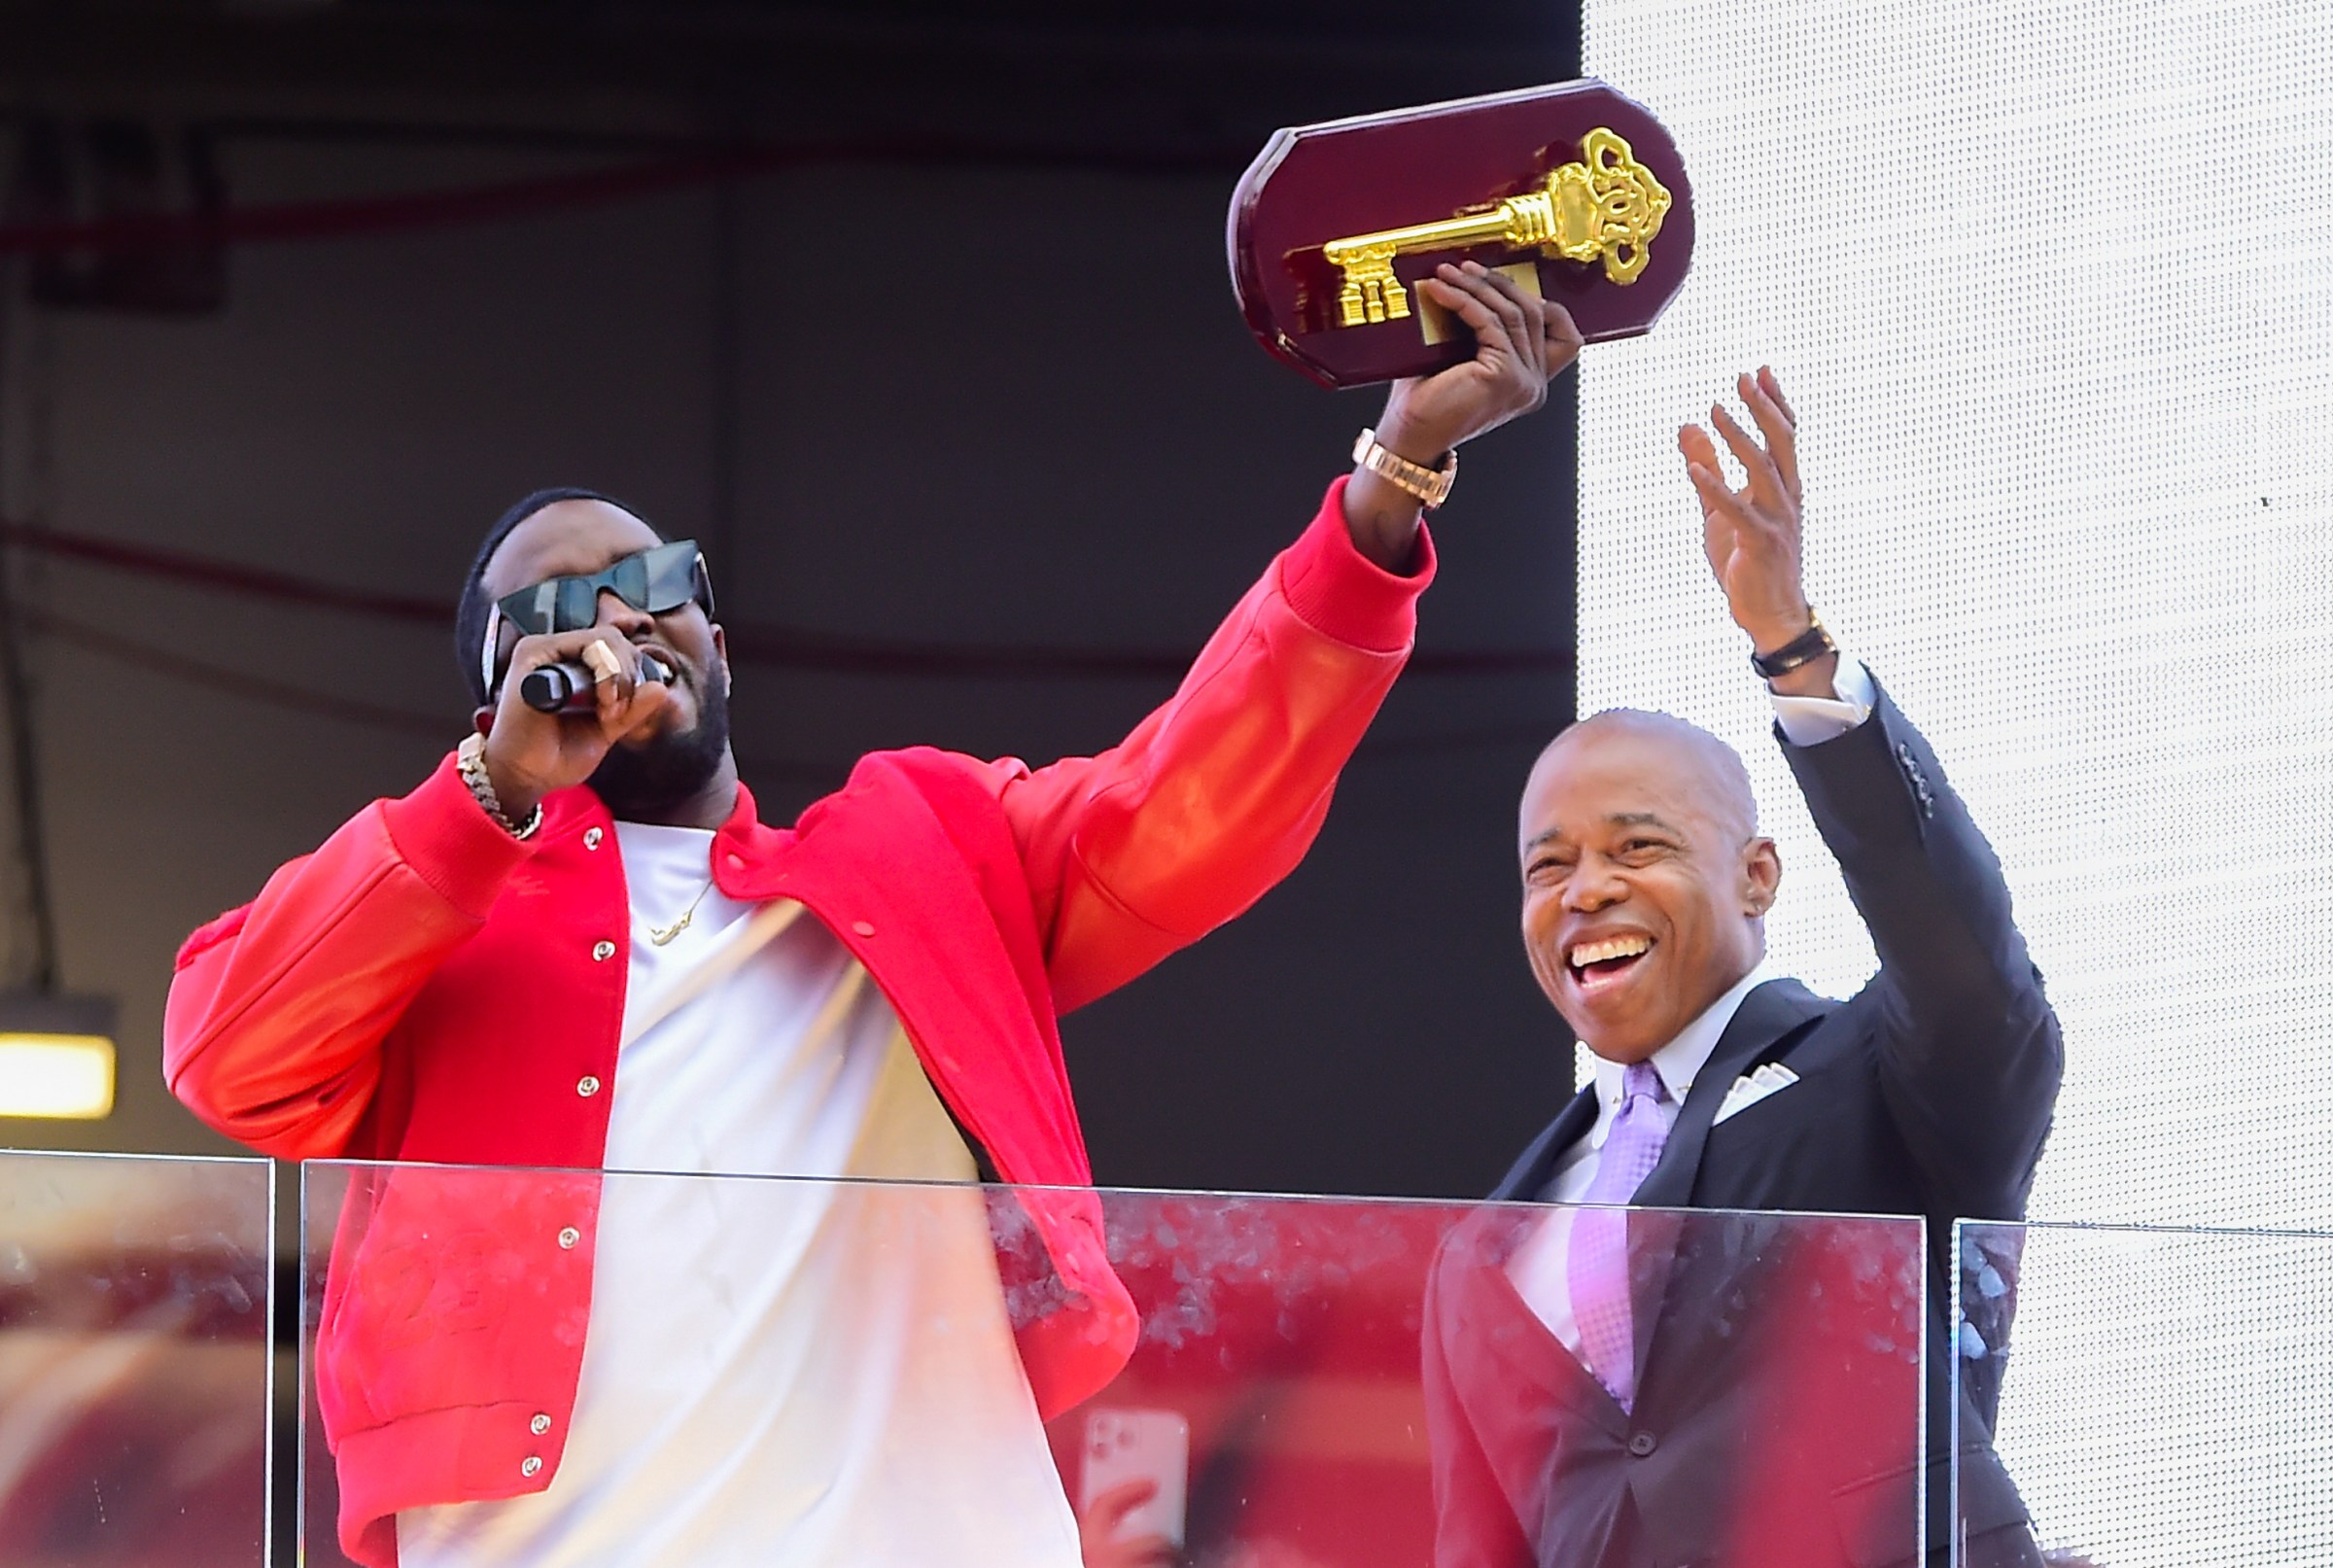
[{"left": 1228, "top": 80, "right": 1693, "bottom": 388}]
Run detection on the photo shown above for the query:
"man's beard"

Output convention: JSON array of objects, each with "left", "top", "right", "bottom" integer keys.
[{"left": 588, "top": 671, "right": 732, "bottom": 820}]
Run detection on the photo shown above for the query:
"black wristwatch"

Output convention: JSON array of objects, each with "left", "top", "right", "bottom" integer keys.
[{"left": 1750, "top": 615, "right": 1836, "bottom": 679}]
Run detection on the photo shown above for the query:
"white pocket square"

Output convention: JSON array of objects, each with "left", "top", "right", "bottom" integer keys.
[{"left": 1713, "top": 1063, "right": 1801, "bottom": 1125}]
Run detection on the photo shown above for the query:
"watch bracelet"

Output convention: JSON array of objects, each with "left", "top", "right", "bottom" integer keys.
[
  {"left": 1749, "top": 615, "right": 1835, "bottom": 679},
  {"left": 1352, "top": 427, "right": 1456, "bottom": 508},
  {"left": 457, "top": 733, "right": 543, "bottom": 840}
]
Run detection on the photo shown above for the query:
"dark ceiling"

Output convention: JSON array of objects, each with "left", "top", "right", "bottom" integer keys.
[{"left": 0, "top": 0, "right": 1584, "bottom": 167}]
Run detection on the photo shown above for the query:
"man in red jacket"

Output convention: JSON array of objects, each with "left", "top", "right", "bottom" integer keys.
[{"left": 165, "top": 262, "right": 1580, "bottom": 1568}]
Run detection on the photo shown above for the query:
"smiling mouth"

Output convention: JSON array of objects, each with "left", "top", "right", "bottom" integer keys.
[{"left": 1566, "top": 933, "right": 1654, "bottom": 994}]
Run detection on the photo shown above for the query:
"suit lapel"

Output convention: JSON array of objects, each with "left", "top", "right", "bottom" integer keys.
[
  {"left": 1624, "top": 978, "right": 1830, "bottom": 1404},
  {"left": 1633, "top": 978, "right": 1829, "bottom": 1209},
  {"left": 1493, "top": 975, "right": 1828, "bottom": 1210},
  {"left": 1490, "top": 1085, "right": 1600, "bottom": 1202},
  {"left": 1485, "top": 984, "right": 1836, "bottom": 1424}
]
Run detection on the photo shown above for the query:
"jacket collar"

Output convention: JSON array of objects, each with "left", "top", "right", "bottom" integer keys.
[
  {"left": 1489, "top": 1082, "right": 1600, "bottom": 1202},
  {"left": 1492, "top": 973, "right": 1827, "bottom": 1206},
  {"left": 1585, "top": 961, "right": 1775, "bottom": 1140},
  {"left": 542, "top": 780, "right": 764, "bottom": 833},
  {"left": 711, "top": 780, "right": 767, "bottom": 849},
  {"left": 1633, "top": 977, "right": 1830, "bottom": 1208},
  {"left": 542, "top": 780, "right": 783, "bottom": 889}
]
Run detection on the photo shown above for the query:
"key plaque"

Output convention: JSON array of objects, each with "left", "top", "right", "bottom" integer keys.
[{"left": 1228, "top": 80, "right": 1694, "bottom": 388}]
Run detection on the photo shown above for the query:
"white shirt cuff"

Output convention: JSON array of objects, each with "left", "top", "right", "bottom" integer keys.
[{"left": 1769, "top": 649, "right": 1876, "bottom": 747}]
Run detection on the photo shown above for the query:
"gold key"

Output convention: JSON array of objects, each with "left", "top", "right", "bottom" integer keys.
[{"left": 1319, "top": 127, "right": 1674, "bottom": 329}]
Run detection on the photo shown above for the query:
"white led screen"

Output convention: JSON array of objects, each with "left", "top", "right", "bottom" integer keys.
[{"left": 1578, "top": 2, "right": 2333, "bottom": 1561}]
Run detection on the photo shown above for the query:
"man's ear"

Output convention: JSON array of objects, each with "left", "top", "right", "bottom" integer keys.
[
  {"left": 1742, "top": 836, "right": 1782, "bottom": 916},
  {"left": 472, "top": 706, "right": 495, "bottom": 738},
  {"left": 713, "top": 623, "right": 732, "bottom": 696}
]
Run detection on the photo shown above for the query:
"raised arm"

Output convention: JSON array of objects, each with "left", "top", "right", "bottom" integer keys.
[
  {"left": 998, "top": 265, "right": 1581, "bottom": 1013},
  {"left": 1780, "top": 686, "right": 2061, "bottom": 1207},
  {"left": 988, "top": 479, "right": 1423, "bottom": 1012},
  {"left": 1682, "top": 368, "right": 2061, "bottom": 1206}
]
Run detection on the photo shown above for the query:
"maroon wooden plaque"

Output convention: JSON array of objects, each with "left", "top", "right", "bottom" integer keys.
[{"left": 1228, "top": 79, "right": 1693, "bottom": 389}]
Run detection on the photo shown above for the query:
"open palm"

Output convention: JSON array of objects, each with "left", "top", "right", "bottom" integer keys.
[{"left": 1678, "top": 366, "right": 1811, "bottom": 651}]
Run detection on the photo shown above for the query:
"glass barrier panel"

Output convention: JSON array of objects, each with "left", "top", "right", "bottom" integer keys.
[
  {"left": 1956, "top": 1220, "right": 2333, "bottom": 1567},
  {"left": 303, "top": 1163, "right": 1923, "bottom": 1568},
  {"left": 0, "top": 1149, "right": 274, "bottom": 1568}
]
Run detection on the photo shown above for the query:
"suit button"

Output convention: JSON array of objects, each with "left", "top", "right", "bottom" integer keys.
[
  {"left": 583, "top": 827, "right": 604, "bottom": 851},
  {"left": 852, "top": 920, "right": 877, "bottom": 938},
  {"left": 1627, "top": 1431, "right": 1657, "bottom": 1457},
  {"left": 1895, "top": 745, "right": 1936, "bottom": 818},
  {"left": 521, "top": 1455, "right": 543, "bottom": 1478},
  {"left": 531, "top": 1413, "right": 552, "bottom": 1436},
  {"left": 591, "top": 940, "right": 615, "bottom": 961},
  {"left": 556, "top": 1227, "right": 580, "bottom": 1250},
  {"left": 575, "top": 1075, "right": 601, "bottom": 1098}
]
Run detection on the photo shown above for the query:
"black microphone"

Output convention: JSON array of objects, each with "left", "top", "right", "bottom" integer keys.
[{"left": 519, "top": 651, "right": 675, "bottom": 714}]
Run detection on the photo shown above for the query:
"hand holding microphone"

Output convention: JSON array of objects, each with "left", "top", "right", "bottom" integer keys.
[{"left": 482, "top": 629, "right": 681, "bottom": 820}]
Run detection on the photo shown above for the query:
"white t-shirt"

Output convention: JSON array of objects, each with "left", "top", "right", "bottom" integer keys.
[{"left": 398, "top": 821, "right": 1082, "bottom": 1568}]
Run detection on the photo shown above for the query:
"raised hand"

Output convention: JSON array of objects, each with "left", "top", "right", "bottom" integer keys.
[
  {"left": 1679, "top": 366, "right": 1829, "bottom": 689},
  {"left": 1342, "top": 261, "right": 1584, "bottom": 570},
  {"left": 1378, "top": 261, "right": 1584, "bottom": 460}
]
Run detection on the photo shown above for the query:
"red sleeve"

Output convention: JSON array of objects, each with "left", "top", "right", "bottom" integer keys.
[
  {"left": 162, "top": 753, "right": 539, "bottom": 1159},
  {"left": 988, "top": 476, "right": 1435, "bottom": 1013}
]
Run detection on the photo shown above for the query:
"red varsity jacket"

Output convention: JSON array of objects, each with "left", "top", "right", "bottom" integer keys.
[{"left": 162, "top": 479, "right": 1433, "bottom": 1566}]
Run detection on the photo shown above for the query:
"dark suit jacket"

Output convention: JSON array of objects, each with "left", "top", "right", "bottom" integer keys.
[{"left": 1425, "top": 681, "right": 2062, "bottom": 1568}]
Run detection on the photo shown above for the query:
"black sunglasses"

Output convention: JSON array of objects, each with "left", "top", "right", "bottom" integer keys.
[
  {"left": 480, "top": 540, "right": 715, "bottom": 695},
  {"left": 495, "top": 539, "right": 714, "bottom": 636}
]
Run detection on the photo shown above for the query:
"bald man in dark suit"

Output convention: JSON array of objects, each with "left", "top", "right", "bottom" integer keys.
[{"left": 1423, "top": 369, "right": 2062, "bottom": 1568}]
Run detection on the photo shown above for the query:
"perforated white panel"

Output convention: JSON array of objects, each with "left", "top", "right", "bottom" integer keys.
[
  {"left": 1958, "top": 1222, "right": 2333, "bottom": 1567},
  {"left": 1579, "top": 5, "right": 2333, "bottom": 1559}
]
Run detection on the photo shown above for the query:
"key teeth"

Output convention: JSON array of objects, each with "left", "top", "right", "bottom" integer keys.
[{"left": 1340, "top": 269, "right": 1409, "bottom": 327}]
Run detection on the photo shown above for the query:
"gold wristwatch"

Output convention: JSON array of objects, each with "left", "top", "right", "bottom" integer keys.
[{"left": 1352, "top": 427, "right": 1457, "bottom": 509}]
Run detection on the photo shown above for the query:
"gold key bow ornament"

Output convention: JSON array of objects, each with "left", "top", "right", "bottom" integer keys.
[{"left": 1320, "top": 127, "right": 1673, "bottom": 329}]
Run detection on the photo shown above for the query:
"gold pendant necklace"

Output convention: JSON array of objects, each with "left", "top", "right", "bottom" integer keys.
[{"left": 646, "top": 876, "right": 716, "bottom": 947}]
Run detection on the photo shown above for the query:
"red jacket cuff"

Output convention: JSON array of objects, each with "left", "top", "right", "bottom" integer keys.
[
  {"left": 1276, "top": 474, "right": 1438, "bottom": 655},
  {"left": 378, "top": 752, "right": 540, "bottom": 921}
]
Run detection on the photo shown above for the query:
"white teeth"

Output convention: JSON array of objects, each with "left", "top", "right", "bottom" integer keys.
[{"left": 1569, "top": 934, "right": 1653, "bottom": 970}]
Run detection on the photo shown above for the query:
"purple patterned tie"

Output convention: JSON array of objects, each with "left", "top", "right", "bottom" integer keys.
[{"left": 1568, "top": 1061, "right": 1670, "bottom": 1409}]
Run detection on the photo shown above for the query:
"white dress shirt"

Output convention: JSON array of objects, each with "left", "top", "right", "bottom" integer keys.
[
  {"left": 1768, "top": 647, "right": 1875, "bottom": 749},
  {"left": 1535, "top": 959, "right": 1782, "bottom": 1210},
  {"left": 1505, "top": 651, "right": 1877, "bottom": 1349}
]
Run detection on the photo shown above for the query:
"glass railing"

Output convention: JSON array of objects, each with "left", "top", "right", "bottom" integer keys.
[
  {"left": 298, "top": 1163, "right": 1925, "bottom": 1568},
  {"left": 1956, "top": 1219, "right": 2333, "bottom": 1567},
  {"left": 0, "top": 1149, "right": 274, "bottom": 1568}
]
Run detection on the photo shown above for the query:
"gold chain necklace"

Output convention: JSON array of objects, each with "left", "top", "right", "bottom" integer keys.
[{"left": 645, "top": 875, "right": 716, "bottom": 947}]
